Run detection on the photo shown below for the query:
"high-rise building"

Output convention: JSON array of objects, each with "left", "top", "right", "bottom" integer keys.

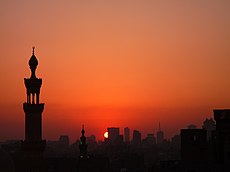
[
  {"left": 202, "top": 118, "right": 216, "bottom": 141},
  {"left": 214, "top": 109, "right": 230, "bottom": 164},
  {"left": 133, "top": 130, "right": 141, "bottom": 145},
  {"left": 124, "top": 127, "right": 130, "bottom": 143},
  {"left": 157, "top": 123, "right": 164, "bottom": 145},
  {"left": 107, "top": 127, "right": 119, "bottom": 144},
  {"left": 181, "top": 129, "right": 207, "bottom": 163},
  {"left": 21, "top": 47, "right": 46, "bottom": 171}
]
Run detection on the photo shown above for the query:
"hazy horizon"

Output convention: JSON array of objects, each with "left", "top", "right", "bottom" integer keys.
[{"left": 0, "top": 0, "right": 230, "bottom": 142}]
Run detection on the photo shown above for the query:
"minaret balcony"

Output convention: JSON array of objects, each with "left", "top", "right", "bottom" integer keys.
[
  {"left": 24, "top": 78, "right": 42, "bottom": 90},
  {"left": 23, "top": 103, "right": 44, "bottom": 114}
]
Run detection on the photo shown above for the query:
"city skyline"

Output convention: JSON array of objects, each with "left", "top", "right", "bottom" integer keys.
[{"left": 1, "top": 0, "right": 230, "bottom": 142}]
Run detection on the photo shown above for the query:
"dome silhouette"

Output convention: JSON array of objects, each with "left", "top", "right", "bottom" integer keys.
[
  {"left": 29, "top": 47, "right": 38, "bottom": 67},
  {"left": 29, "top": 55, "right": 38, "bottom": 67}
]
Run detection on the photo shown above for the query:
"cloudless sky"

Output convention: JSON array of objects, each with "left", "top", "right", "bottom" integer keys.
[{"left": 0, "top": 0, "right": 230, "bottom": 142}]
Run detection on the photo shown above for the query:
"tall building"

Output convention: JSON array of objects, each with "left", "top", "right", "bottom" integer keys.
[
  {"left": 156, "top": 123, "right": 164, "bottom": 145},
  {"left": 202, "top": 118, "right": 216, "bottom": 141},
  {"left": 124, "top": 127, "right": 130, "bottom": 143},
  {"left": 133, "top": 130, "right": 141, "bottom": 145},
  {"left": 107, "top": 127, "right": 119, "bottom": 144},
  {"left": 181, "top": 129, "right": 207, "bottom": 163},
  {"left": 214, "top": 109, "right": 230, "bottom": 164},
  {"left": 21, "top": 47, "right": 46, "bottom": 171}
]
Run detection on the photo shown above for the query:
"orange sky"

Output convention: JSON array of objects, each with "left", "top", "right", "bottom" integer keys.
[{"left": 0, "top": 1, "right": 230, "bottom": 142}]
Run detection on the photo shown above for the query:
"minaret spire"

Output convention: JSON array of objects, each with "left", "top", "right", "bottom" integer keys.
[
  {"left": 29, "top": 46, "right": 38, "bottom": 79},
  {"left": 23, "top": 47, "right": 44, "bottom": 139},
  {"left": 32, "top": 46, "right": 35, "bottom": 55},
  {"left": 22, "top": 47, "right": 46, "bottom": 171}
]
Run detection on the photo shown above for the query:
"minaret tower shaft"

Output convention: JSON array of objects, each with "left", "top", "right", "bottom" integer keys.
[{"left": 22, "top": 47, "right": 45, "bottom": 152}]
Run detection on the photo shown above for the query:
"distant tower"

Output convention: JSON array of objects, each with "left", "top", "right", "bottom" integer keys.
[
  {"left": 124, "top": 127, "right": 130, "bottom": 143},
  {"left": 107, "top": 127, "right": 120, "bottom": 144},
  {"left": 133, "top": 130, "right": 141, "bottom": 145},
  {"left": 157, "top": 123, "right": 164, "bottom": 145},
  {"left": 202, "top": 118, "right": 216, "bottom": 141},
  {"left": 79, "top": 125, "right": 88, "bottom": 159},
  {"left": 21, "top": 47, "right": 46, "bottom": 171}
]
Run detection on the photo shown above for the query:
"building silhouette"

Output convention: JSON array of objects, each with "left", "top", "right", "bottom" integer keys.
[
  {"left": 214, "top": 109, "right": 230, "bottom": 164},
  {"left": 3, "top": 47, "right": 230, "bottom": 172},
  {"left": 181, "top": 129, "right": 207, "bottom": 163},
  {"left": 59, "top": 135, "right": 70, "bottom": 146},
  {"left": 86, "top": 135, "right": 96, "bottom": 144},
  {"left": 187, "top": 124, "right": 197, "bottom": 129},
  {"left": 176, "top": 110, "right": 230, "bottom": 172},
  {"left": 202, "top": 118, "right": 216, "bottom": 141},
  {"left": 146, "top": 134, "right": 156, "bottom": 145},
  {"left": 133, "top": 130, "right": 141, "bottom": 145},
  {"left": 107, "top": 127, "right": 120, "bottom": 144},
  {"left": 124, "top": 127, "right": 130, "bottom": 143},
  {"left": 21, "top": 47, "right": 46, "bottom": 171},
  {"left": 156, "top": 123, "right": 164, "bottom": 145},
  {"left": 0, "top": 148, "right": 15, "bottom": 172}
]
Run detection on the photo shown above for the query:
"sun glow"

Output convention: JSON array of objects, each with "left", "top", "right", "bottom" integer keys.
[{"left": 104, "top": 131, "right": 108, "bottom": 138}]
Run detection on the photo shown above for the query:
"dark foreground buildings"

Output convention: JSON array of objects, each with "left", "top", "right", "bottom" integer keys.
[
  {"left": 1, "top": 48, "right": 230, "bottom": 172},
  {"left": 178, "top": 110, "right": 230, "bottom": 172},
  {"left": 0, "top": 47, "right": 47, "bottom": 171},
  {"left": 0, "top": 48, "right": 111, "bottom": 172},
  {"left": 214, "top": 109, "right": 230, "bottom": 165}
]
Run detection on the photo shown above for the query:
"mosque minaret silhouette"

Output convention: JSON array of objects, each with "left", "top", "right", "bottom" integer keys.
[{"left": 21, "top": 47, "right": 46, "bottom": 171}]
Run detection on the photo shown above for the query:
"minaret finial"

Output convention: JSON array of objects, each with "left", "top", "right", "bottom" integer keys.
[
  {"left": 32, "top": 46, "right": 35, "bottom": 55},
  {"left": 81, "top": 124, "right": 85, "bottom": 136}
]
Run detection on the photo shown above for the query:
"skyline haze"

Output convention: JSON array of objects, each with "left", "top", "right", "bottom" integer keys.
[{"left": 0, "top": 0, "right": 230, "bottom": 142}]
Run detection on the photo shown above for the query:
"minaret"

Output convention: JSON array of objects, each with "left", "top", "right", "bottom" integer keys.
[
  {"left": 21, "top": 47, "right": 46, "bottom": 171},
  {"left": 79, "top": 125, "right": 88, "bottom": 159}
]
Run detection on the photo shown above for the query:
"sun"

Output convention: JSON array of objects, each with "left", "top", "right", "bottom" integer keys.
[{"left": 104, "top": 131, "right": 108, "bottom": 138}]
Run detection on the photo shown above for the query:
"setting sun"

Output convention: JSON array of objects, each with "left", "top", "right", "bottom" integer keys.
[{"left": 104, "top": 131, "right": 108, "bottom": 139}]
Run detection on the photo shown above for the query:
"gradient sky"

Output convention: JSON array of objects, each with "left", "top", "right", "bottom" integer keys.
[{"left": 0, "top": 0, "right": 230, "bottom": 142}]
